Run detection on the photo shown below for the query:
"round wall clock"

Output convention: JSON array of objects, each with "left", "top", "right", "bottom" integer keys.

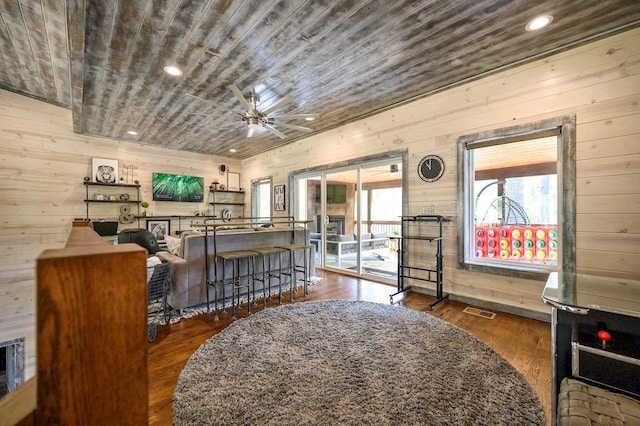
[{"left": 418, "top": 155, "right": 445, "bottom": 182}]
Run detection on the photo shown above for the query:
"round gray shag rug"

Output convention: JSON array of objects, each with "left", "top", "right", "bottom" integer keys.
[{"left": 173, "top": 300, "right": 545, "bottom": 425}]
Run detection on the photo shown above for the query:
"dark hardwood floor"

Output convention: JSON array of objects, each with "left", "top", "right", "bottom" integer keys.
[{"left": 148, "top": 270, "right": 552, "bottom": 425}]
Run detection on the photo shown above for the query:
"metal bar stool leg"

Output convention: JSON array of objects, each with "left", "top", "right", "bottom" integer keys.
[
  {"left": 221, "top": 260, "right": 227, "bottom": 313},
  {"left": 276, "top": 244, "right": 312, "bottom": 302},
  {"left": 232, "top": 257, "right": 239, "bottom": 320},
  {"left": 247, "top": 255, "right": 254, "bottom": 315},
  {"left": 278, "top": 250, "right": 285, "bottom": 304},
  {"left": 221, "top": 257, "right": 230, "bottom": 318},
  {"left": 302, "top": 246, "right": 310, "bottom": 299},
  {"left": 216, "top": 250, "right": 257, "bottom": 321},
  {"left": 211, "top": 277, "right": 219, "bottom": 321},
  {"left": 273, "top": 251, "right": 284, "bottom": 302},
  {"left": 289, "top": 249, "right": 296, "bottom": 302},
  {"left": 251, "top": 247, "right": 286, "bottom": 308}
]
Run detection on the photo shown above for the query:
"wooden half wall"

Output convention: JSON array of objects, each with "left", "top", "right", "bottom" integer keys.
[{"left": 0, "top": 226, "right": 149, "bottom": 424}]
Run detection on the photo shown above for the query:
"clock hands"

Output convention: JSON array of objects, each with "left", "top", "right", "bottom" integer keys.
[{"left": 418, "top": 155, "right": 445, "bottom": 182}]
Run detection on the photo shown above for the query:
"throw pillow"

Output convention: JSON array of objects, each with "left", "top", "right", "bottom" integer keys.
[{"left": 164, "top": 234, "right": 181, "bottom": 256}]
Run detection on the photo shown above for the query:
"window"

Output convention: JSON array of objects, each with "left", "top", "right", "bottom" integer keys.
[
  {"left": 457, "top": 116, "right": 576, "bottom": 278},
  {"left": 251, "top": 177, "right": 272, "bottom": 220}
]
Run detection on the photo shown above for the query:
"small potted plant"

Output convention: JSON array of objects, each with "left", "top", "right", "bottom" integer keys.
[{"left": 140, "top": 201, "right": 149, "bottom": 216}]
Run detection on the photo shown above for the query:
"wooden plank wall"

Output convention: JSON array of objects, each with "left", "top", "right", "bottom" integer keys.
[
  {"left": 0, "top": 91, "right": 239, "bottom": 380},
  {"left": 1, "top": 26, "right": 638, "bottom": 385},
  {"left": 242, "top": 28, "right": 640, "bottom": 314}
]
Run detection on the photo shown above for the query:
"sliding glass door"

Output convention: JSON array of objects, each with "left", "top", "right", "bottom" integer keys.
[
  {"left": 324, "top": 168, "right": 358, "bottom": 274},
  {"left": 293, "top": 157, "right": 403, "bottom": 284},
  {"left": 359, "top": 162, "right": 402, "bottom": 280}
]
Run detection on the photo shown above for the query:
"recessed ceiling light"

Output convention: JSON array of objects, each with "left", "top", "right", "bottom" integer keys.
[
  {"left": 229, "top": 148, "right": 237, "bottom": 153},
  {"left": 163, "top": 65, "right": 183, "bottom": 76},
  {"left": 126, "top": 130, "right": 138, "bottom": 136},
  {"left": 305, "top": 117, "right": 315, "bottom": 121},
  {"left": 526, "top": 15, "right": 553, "bottom": 31}
]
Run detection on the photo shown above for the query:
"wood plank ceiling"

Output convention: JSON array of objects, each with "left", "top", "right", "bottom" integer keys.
[{"left": 0, "top": 1, "right": 639, "bottom": 159}]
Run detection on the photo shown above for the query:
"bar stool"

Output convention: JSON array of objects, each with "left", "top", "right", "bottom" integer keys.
[
  {"left": 276, "top": 243, "right": 312, "bottom": 302},
  {"left": 251, "top": 246, "right": 287, "bottom": 306},
  {"left": 215, "top": 249, "right": 258, "bottom": 320}
]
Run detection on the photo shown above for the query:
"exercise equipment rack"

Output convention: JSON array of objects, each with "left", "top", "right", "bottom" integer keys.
[{"left": 390, "top": 215, "right": 449, "bottom": 310}]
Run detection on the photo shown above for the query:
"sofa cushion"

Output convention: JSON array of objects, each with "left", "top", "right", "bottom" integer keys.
[
  {"left": 337, "top": 234, "right": 356, "bottom": 254},
  {"left": 372, "top": 232, "right": 389, "bottom": 249},
  {"left": 361, "top": 233, "right": 373, "bottom": 249}
]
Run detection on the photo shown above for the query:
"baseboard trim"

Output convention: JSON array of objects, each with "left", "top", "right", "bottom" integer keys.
[{"left": 410, "top": 287, "right": 551, "bottom": 323}]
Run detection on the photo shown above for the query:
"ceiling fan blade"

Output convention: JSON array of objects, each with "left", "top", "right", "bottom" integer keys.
[
  {"left": 186, "top": 93, "right": 227, "bottom": 107},
  {"left": 271, "top": 113, "right": 319, "bottom": 120},
  {"left": 230, "top": 84, "right": 253, "bottom": 112},
  {"left": 262, "top": 123, "right": 287, "bottom": 139},
  {"left": 262, "top": 94, "right": 294, "bottom": 116},
  {"left": 272, "top": 122, "right": 313, "bottom": 133},
  {"left": 187, "top": 112, "right": 225, "bottom": 117}
]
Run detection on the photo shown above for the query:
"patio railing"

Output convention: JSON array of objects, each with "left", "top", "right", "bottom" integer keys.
[{"left": 359, "top": 221, "right": 401, "bottom": 238}]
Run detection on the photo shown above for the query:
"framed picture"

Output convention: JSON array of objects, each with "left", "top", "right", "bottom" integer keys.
[
  {"left": 147, "top": 219, "right": 170, "bottom": 243},
  {"left": 227, "top": 172, "right": 240, "bottom": 191},
  {"left": 92, "top": 157, "right": 119, "bottom": 184},
  {"left": 274, "top": 184, "right": 286, "bottom": 211}
]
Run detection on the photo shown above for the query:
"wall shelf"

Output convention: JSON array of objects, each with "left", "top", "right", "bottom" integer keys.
[
  {"left": 83, "top": 180, "right": 141, "bottom": 226},
  {"left": 209, "top": 190, "right": 245, "bottom": 220}
]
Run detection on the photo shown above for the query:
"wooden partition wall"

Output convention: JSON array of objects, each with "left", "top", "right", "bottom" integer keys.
[{"left": 0, "top": 226, "right": 149, "bottom": 424}]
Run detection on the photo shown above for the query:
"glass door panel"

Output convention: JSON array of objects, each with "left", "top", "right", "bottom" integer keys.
[
  {"left": 324, "top": 169, "right": 358, "bottom": 273},
  {"left": 359, "top": 163, "right": 402, "bottom": 281},
  {"left": 295, "top": 175, "right": 322, "bottom": 267}
]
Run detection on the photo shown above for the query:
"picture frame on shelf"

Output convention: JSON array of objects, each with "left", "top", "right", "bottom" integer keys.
[
  {"left": 227, "top": 172, "right": 240, "bottom": 191},
  {"left": 92, "top": 158, "right": 119, "bottom": 184},
  {"left": 274, "top": 184, "right": 286, "bottom": 211},
  {"left": 147, "top": 219, "right": 170, "bottom": 243}
]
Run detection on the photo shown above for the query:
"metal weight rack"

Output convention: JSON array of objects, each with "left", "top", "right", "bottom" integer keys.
[{"left": 390, "top": 215, "right": 449, "bottom": 309}]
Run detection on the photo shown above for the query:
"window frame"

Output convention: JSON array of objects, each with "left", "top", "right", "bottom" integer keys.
[
  {"left": 250, "top": 176, "right": 273, "bottom": 220},
  {"left": 456, "top": 115, "right": 576, "bottom": 280}
]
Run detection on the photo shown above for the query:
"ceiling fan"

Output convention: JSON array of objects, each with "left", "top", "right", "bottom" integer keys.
[
  {"left": 229, "top": 85, "right": 319, "bottom": 138},
  {"left": 187, "top": 85, "right": 319, "bottom": 139}
]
